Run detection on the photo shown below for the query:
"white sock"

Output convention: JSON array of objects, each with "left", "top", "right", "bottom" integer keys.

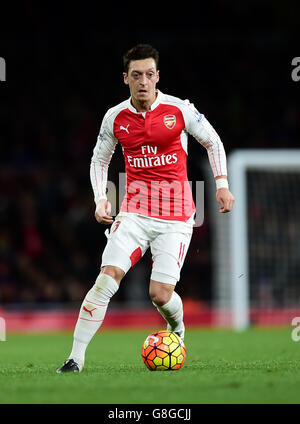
[
  {"left": 68, "top": 273, "right": 119, "bottom": 366},
  {"left": 153, "top": 291, "right": 184, "bottom": 334}
]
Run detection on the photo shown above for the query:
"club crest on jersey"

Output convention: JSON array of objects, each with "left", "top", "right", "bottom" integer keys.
[{"left": 163, "top": 114, "right": 176, "bottom": 130}]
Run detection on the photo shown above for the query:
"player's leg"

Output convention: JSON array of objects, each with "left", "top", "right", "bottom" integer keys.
[
  {"left": 149, "top": 279, "right": 185, "bottom": 340},
  {"left": 60, "top": 266, "right": 124, "bottom": 373},
  {"left": 57, "top": 216, "right": 149, "bottom": 373},
  {"left": 149, "top": 231, "right": 191, "bottom": 341},
  {"left": 149, "top": 280, "right": 175, "bottom": 306},
  {"left": 149, "top": 278, "right": 185, "bottom": 338}
]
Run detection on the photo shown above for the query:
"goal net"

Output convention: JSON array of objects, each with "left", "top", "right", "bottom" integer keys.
[{"left": 206, "top": 149, "right": 300, "bottom": 329}]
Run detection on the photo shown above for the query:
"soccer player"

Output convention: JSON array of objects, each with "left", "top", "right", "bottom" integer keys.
[{"left": 57, "top": 44, "right": 234, "bottom": 373}]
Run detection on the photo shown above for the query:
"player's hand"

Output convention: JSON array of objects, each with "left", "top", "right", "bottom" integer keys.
[
  {"left": 95, "top": 199, "right": 114, "bottom": 224},
  {"left": 216, "top": 188, "right": 235, "bottom": 213}
]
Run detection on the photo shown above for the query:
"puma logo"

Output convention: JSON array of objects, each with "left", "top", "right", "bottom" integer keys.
[
  {"left": 83, "top": 306, "right": 97, "bottom": 317},
  {"left": 120, "top": 124, "right": 130, "bottom": 134},
  {"left": 146, "top": 335, "right": 159, "bottom": 344}
]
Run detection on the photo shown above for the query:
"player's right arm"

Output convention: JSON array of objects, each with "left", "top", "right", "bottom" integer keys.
[
  {"left": 94, "top": 199, "right": 113, "bottom": 225},
  {"left": 90, "top": 111, "right": 118, "bottom": 224}
]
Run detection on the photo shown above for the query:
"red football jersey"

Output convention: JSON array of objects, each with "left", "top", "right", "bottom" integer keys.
[{"left": 91, "top": 90, "right": 227, "bottom": 222}]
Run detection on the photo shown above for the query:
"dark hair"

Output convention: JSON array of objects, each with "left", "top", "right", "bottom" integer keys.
[{"left": 123, "top": 44, "right": 159, "bottom": 74}]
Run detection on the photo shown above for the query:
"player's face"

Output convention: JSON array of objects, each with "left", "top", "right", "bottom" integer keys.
[{"left": 123, "top": 58, "right": 159, "bottom": 106}]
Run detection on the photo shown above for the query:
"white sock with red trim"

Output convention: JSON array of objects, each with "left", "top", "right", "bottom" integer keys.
[
  {"left": 68, "top": 273, "right": 119, "bottom": 368},
  {"left": 153, "top": 291, "right": 185, "bottom": 340}
]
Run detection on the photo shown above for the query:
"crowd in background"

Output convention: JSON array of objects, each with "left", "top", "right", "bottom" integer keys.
[{"left": 0, "top": 2, "right": 299, "bottom": 308}]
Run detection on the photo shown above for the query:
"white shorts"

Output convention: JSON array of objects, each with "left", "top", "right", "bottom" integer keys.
[{"left": 101, "top": 213, "right": 193, "bottom": 285}]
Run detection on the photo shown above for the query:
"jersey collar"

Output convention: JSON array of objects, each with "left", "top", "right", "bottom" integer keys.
[{"left": 127, "top": 90, "right": 163, "bottom": 114}]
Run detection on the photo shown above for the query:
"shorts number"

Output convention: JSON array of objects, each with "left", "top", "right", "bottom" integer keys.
[
  {"left": 112, "top": 220, "right": 121, "bottom": 233},
  {"left": 177, "top": 242, "right": 186, "bottom": 268}
]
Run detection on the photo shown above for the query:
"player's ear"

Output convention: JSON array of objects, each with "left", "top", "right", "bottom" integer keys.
[
  {"left": 156, "top": 70, "right": 160, "bottom": 83},
  {"left": 123, "top": 72, "right": 129, "bottom": 85}
]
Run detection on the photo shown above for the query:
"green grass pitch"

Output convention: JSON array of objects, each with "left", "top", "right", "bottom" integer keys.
[{"left": 0, "top": 328, "right": 299, "bottom": 404}]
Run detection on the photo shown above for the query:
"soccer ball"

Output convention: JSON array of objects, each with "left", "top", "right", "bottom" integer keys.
[{"left": 141, "top": 330, "right": 186, "bottom": 371}]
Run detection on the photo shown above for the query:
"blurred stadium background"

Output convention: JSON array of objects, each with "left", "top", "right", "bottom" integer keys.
[{"left": 0, "top": 1, "right": 299, "bottom": 333}]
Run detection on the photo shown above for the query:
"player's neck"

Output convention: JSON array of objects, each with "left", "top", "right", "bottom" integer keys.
[{"left": 131, "top": 91, "right": 158, "bottom": 112}]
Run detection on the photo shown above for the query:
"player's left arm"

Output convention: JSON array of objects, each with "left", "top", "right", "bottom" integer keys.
[
  {"left": 215, "top": 176, "right": 235, "bottom": 213},
  {"left": 182, "top": 101, "right": 235, "bottom": 213}
]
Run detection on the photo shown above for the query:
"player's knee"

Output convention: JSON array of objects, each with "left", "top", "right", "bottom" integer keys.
[
  {"left": 91, "top": 272, "right": 120, "bottom": 303},
  {"left": 101, "top": 265, "right": 124, "bottom": 284},
  {"left": 149, "top": 288, "right": 173, "bottom": 307}
]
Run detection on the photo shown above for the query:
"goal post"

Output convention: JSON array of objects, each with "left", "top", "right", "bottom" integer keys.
[{"left": 206, "top": 149, "right": 300, "bottom": 330}]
